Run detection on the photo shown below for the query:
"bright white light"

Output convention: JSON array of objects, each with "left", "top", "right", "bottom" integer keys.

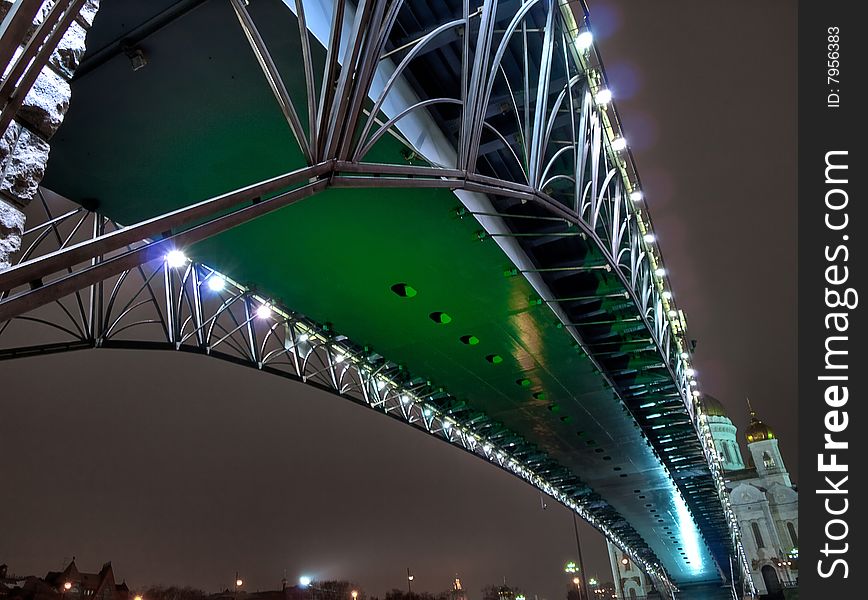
[
  {"left": 662, "top": 290, "right": 672, "bottom": 300},
  {"left": 611, "top": 137, "right": 627, "bottom": 151},
  {"left": 686, "top": 368, "right": 696, "bottom": 377},
  {"left": 424, "top": 408, "right": 432, "bottom": 417},
  {"left": 334, "top": 353, "right": 345, "bottom": 364},
  {"left": 299, "top": 577, "right": 312, "bottom": 588},
  {"left": 575, "top": 31, "right": 593, "bottom": 50},
  {"left": 692, "top": 389, "right": 701, "bottom": 397},
  {"left": 482, "top": 444, "right": 491, "bottom": 453},
  {"left": 595, "top": 88, "right": 612, "bottom": 105},
  {"left": 377, "top": 380, "right": 386, "bottom": 391},
  {"left": 401, "top": 395, "right": 410, "bottom": 404},
  {"left": 667, "top": 309, "right": 678, "bottom": 318},
  {"left": 255, "top": 304, "right": 272, "bottom": 319},
  {"left": 643, "top": 233, "right": 655, "bottom": 243},
  {"left": 654, "top": 267, "right": 666, "bottom": 277},
  {"left": 690, "top": 380, "right": 698, "bottom": 387},
  {"left": 165, "top": 249, "right": 187, "bottom": 268},
  {"left": 680, "top": 351, "right": 689, "bottom": 359},
  {"left": 443, "top": 421, "right": 452, "bottom": 429},
  {"left": 298, "top": 333, "right": 309, "bottom": 342},
  {"left": 207, "top": 275, "right": 225, "bottom": 292}
]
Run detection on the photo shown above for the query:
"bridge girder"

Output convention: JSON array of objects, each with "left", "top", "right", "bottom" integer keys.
[{"left": 0, "top": 0, "right": 755, "bottom": 596}]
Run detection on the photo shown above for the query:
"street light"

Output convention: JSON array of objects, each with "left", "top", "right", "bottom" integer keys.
[
  {"left": 299, "top": 576, "right": 313, "bottom": 588},
  {"left": 407, "top": 568, "right": 414, "bottom": 595},
  {"left": 351, "top": 592, "right": 358, "bottom": 600},
  {"left": 64, "top": 583, "right": 72, "bottom": 591},
  {"left": 234, "top": 573, "right": 243, "bottom": 600}
]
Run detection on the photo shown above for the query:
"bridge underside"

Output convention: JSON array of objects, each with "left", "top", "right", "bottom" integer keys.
[{"left": 1, "top": 0, "right": 744, "bottom": 593}]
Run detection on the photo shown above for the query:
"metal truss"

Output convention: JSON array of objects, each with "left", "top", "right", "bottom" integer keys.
[
  {"left": 0, "top": 0, "right": 753, "bottom": 595},
  {"left": 0, "top": 190, "right": 679, "bottom": 596}
]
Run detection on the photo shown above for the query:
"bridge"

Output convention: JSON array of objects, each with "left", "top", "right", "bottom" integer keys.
[{"left": 0, "top": 1, "right": 752, "bottom": 598}]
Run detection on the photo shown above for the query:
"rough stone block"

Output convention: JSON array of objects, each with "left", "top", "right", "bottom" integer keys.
[
  {"left": 0, "top": 198, "right": 25, "bottom": 271},
  {"left": 19, "top": 66, "right": 70, "bottom": 139},
  {"left": 49, "top": 19, "right": 88, "bottom": 79},
  {"left": 1, "top": 127, "right": 50, "bottom": 206},
  {"left": 77, "top": 0, "right": 100, "bottom": 28},
  {"left": 0, "top": 121, "right": 22, "bottom": 174}
]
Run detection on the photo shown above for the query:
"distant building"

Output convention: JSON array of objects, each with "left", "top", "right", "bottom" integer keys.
[
  {"left": 587, "top": 580, "right": 616, "bottom": 599},
  {"left": 713, "top": 398, "right": 798, "bottom": 597},
  {"left": 607, "top": 396, "right": 798, "bottom": 599},
  {"left": 604, "top": 550, "right": 655, "bottom": 600},
  {"left": 1, "top": 560, "right": 130, "bottom": 600},
  {"left": 449, "top": 577, "right": 467, "bottom": 600}
]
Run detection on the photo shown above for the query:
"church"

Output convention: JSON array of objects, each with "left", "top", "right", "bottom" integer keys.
[{"left": 607, "top": 395, "right": 798, "bottom": 598}]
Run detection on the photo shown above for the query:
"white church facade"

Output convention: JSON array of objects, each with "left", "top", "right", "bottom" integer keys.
[{"left": 607, "top": 396, "right": 798, "bottom": 598}]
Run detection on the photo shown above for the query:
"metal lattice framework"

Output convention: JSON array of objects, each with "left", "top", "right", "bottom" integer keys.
[{"left": 0, "top": 0, "right": 754, "bottom": 596}]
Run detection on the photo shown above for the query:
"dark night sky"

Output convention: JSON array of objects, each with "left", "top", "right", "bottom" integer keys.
[{"left": 0, "top": 1, "right": 795, "bottom": 599}]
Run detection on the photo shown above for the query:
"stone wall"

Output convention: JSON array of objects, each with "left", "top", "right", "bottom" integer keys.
[{"left": 0, "top": 0, "right": 100, "bottom": 270}]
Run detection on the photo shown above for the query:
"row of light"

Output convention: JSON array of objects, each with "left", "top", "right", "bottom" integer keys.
[
  {"left": 579, "top": 23, "right": 707, "bottom": 596},
  {"left": 693, "top": 390, "right": 755, "bottom": 592},
  {"left": 167, "top": 248, "right": 681, "bottom": 594},
  {"left": 165, "top": 249, "right": 273, "bottom": 318},
  {"left": 169, "top": 252, "right": 596, "bottom": 571},
  {"left": 577, "top": 32, "right": 690, "bottom": 353},
  {"left": 577, "top": 25, "right": 710, "bottom": 469},
  {"left": 364, "top": 353, "right": 674, "bottom": 590},
  {"left": 578, "top": 28, "right": 699, "bottom": 403},
  {"left": 576, "top": 22, "right": 753, "bottom": 593}
]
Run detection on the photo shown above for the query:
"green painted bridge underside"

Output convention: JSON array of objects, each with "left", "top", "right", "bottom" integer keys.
[{"left": 43, "top": 0, "right": 717, "bottom": 585}]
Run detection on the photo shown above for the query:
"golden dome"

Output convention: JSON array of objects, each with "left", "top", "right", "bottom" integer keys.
[
  {"left": 745, "top": 408, "right": 776, "bottom": 443},
  {"left": 701, "top": 394, "right": 729, "bottom": 418}
]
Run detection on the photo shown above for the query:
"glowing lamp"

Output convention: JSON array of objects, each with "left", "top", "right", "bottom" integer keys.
[
  {"left": 165, "top": 249, "right": 187, "bottom": 268},
  {"left": 207, "top": 275, "right": 225, "bottom": 292},
  {"left": 595, "top": 88, "right": 612, "bottom": 105},
  {"left": 575, "top": 31, "right": 593, "bottom": 50}
]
